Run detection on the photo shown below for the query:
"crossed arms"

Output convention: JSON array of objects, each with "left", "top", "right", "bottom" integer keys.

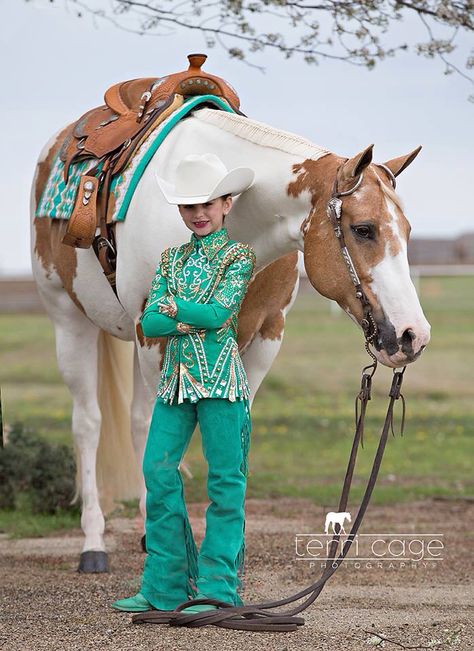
[{"left": 139, "top": 248, "right": 255, "bottom": 338}]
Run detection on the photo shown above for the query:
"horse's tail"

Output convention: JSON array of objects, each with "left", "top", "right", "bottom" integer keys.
[{"left": 74, "top": 330, "right": 141, "bottom": 514}]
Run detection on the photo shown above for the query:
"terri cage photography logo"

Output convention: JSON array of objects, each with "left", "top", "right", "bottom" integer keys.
[{"left": 295, "top": 511, "right": 444, "bottom": 570}]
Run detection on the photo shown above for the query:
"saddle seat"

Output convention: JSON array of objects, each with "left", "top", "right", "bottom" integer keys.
[{"left": 104, "top": 77, "right": 160, "bottom": 115}]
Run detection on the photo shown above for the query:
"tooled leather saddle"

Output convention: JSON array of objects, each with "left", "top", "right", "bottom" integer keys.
[{"left": 59, "top": 53, "right": 243, "bottom": 297}]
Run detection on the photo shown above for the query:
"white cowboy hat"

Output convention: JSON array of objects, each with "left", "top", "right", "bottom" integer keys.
[{"left": 155, "top": 152, "right": 255, "bottom": 205}]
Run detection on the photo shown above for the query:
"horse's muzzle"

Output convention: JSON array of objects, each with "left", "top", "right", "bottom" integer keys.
[{"left": 371, "top": 317, "right": 431, "bottom": 368}]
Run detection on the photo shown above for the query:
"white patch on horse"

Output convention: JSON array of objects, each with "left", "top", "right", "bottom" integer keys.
[
  {"left": 366, "top": 183, "right": 430, "bottom": 362},
  {"left": 74, "top": 251, "right": 135, "bottom": 340},
  {"left": 384, "top": 192, "right": 404, "bottom": 245},
  {"left": 369, "top": 240, "right": 431, "bottom": 355},
  {"left": 241, "top": 333, "right": 284, "bottom": 407}
]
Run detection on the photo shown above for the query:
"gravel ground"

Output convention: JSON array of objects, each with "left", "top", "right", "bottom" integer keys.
[{"left": 1, "top": 497, "right": 472, "bottom": 651}]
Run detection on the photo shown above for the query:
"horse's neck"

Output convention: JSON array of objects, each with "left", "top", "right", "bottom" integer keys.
[{"left": 153, "top": 114, "right": 326, "bottom": 269}]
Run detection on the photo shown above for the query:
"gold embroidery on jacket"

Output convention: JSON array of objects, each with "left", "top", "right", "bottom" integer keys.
[{"left": 148, "top": 227, "right": 256, "bottom": 405}]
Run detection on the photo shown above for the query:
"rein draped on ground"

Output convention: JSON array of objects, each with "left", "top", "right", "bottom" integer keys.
[{"left": 132, "top": 166, "right": 408, "bottom": 633}]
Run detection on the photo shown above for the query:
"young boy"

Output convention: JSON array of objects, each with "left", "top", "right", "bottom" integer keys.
[{"left": 112, "top": 153, "right": 256, "bottom": 614}]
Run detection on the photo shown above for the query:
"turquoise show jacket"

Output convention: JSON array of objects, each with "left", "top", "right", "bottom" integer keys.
[{"left": 140, "top": 226, "right": 256, "bottom": 405}]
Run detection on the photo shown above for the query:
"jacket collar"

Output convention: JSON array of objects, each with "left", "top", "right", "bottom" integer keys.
[{"left": 190, "top": 226, "right": 230, "bottom": 260}]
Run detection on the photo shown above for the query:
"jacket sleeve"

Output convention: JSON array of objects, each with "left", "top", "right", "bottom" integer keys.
[
  {"left": 173, "top": 244, "right": 256, "bottom": 329},
  {"left": 140, "top": 252, "right": 201, "bottom": 337}
]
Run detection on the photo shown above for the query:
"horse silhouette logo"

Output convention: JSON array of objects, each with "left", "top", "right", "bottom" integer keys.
[{"left": 324, "top": 511, "right": 352, "bottom": 535}]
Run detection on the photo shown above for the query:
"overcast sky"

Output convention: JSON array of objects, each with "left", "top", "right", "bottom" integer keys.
[{"left": 1, "top": 0, "right": 473, "bottom": 276}]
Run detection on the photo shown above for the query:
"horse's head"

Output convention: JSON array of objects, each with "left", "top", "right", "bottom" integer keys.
[{"left": 290, "top": 145, "right": 431, "bottom": 368}]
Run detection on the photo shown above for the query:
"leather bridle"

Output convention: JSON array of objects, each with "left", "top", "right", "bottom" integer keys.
[
  {"left": 326, "top": 161, "right": 397, "bottom": 362},
  {"left": 326, "top": 171, "right": 378, "bottom": 361},
  {"left": 132, "top": 163, "right": 407, "bottom": 632}
]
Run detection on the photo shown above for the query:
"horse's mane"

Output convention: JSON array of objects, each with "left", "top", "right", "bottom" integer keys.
[{"left": 192, "top": 108, "right": 331, "bottom": 161}]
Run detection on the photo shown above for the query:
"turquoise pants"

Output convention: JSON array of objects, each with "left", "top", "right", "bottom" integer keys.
[{"left": 140, "top": 395, "right": 251, "bottom": 610}]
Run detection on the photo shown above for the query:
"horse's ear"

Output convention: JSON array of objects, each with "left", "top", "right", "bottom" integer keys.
[
  {"left": 340, "top": 144, "right": 374, "bottom": 181},
  {"left": 382, "top": 146, "right": 422, "bottom": 177}
]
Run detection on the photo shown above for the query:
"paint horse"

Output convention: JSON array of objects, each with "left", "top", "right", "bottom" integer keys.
[{"left": 31, "top": 107, "right": 431, "bottom": 572}]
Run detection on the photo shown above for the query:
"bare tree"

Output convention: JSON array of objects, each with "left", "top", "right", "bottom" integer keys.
[{"left": 30, "top": 0, "right": 473, "bottom": 95}]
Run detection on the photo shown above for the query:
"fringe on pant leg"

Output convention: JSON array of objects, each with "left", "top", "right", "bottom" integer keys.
[
  {"left": 235, "top": 397, "right": 252, "bottom": 604},
  {"left": 183, "top": 508, "right": 199, "bottom": 598},
  {"left": 239, "top": 397, "right": 251, "bottom": 478},
  {"left": 178, "top": 465, "right": 199, "bottom": 599}
]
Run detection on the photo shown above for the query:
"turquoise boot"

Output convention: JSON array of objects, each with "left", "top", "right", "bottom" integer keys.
[{"left": 111, "top": 592, "right": 156, "bottom": 612}]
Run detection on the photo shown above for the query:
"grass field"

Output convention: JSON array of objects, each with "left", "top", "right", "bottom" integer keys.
[{"left": 1, "top": 276, "right": 472, "bottom": 536}]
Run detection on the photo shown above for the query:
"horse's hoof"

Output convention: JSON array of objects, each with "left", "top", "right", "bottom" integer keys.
[
  {"left": 78, "top": 551, "right": 109, "bottom": 573},
  {"left": 141, "top": 534, "right": 147, "bottom": 553}
]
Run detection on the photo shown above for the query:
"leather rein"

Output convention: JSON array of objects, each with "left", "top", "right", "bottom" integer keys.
[{"left": 132, "top": 163, "right": 407, "bottom": 633}]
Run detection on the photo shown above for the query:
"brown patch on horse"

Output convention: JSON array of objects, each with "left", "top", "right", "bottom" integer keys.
[
  {"left": 33, "top": 126, "right": 86, "bottom": 315},
  {"left": 237, "top": 251, "right": 299, "bottom": 347},
  {"left": 135, "top": 299, "right": 148, "bottom": 347},
  {"left": 136, "top": 324, "right": 146, "bottom": 349},
  {"left": 136, "top": 323, "right": 168, "bottom": 359},
  {"left": 286, "top": 155, "right": 407, "bottom": 322},
  {"left": 135, "top": 299, "right": 168, "bottom": 359},
  {"left": 287, "top": 155, "right": 358, "bottom": 312},
  {"left": 34, "top": 219, "right": 86, "bottom": 314}
]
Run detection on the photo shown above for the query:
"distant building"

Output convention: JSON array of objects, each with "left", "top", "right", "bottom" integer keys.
[{"left": 408, "top": 232, "right": 474, "bottom": 265}]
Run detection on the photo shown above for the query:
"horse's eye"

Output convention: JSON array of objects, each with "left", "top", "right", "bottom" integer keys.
[{"left": 351, "top": 224, "right": 375, "bottom": 240}]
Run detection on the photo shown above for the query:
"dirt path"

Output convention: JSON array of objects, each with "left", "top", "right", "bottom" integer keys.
[{"left": 1, "top": 498, "right": 472, "bottom": 650}]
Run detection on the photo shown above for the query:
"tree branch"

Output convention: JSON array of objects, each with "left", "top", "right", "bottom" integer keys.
[{"left": 30, "top": 0, "right": 474, "bottom": 95}]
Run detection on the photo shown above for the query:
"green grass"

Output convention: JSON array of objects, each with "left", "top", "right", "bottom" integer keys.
[
  {"left": 1, "top": 276, "right": 473, "bottom": 536},
  {"left": 0, "top": 493, "right": 80, "bottom": 539}
]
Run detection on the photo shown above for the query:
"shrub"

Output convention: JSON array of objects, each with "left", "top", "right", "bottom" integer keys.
[{"left": 0, "top": 423, "right": 78, "bottom": 515}]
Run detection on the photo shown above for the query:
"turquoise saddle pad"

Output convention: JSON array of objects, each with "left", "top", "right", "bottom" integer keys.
[{"left": 36, "top": 94, "right": 235, "bottom": 222}]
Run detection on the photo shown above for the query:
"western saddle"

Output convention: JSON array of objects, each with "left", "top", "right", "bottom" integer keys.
[{"left": 59, "top": 53, "right": 242, "bottom": 297}]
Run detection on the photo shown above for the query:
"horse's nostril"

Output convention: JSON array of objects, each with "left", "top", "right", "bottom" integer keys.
[
  {"left": 403, "top": 328, "right": 416, "bottom": 343},
  {"left": 400, "top": 328, "right": 417, "bottom": 354}
]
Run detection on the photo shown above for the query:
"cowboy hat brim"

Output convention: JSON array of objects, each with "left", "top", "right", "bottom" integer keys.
[{"left": 155, "top": 167, "right": 255, "bottom": 205}]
